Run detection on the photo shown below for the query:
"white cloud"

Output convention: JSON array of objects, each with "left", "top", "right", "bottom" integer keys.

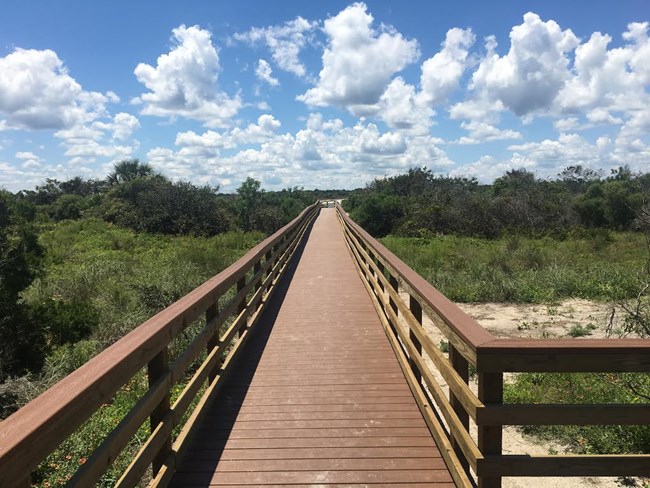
[
  {"left": 0, "top": 48, "right": 114, "bottom": 131},
  {"left": 420, "top": 27, "right": 475, "bottom": 106},
  {"left": 146, "top": 114, "right": 453, "bottom": 191},
  {"left": 255, "top": 59, "right": 279, "bottom": 86},
  {"left": 234, "top": 16, "right": 318, "bottom": 78},
  {"left": 557, "top": 22, "right": 650, "bottom": 118},
  {"left": 456, "top": 121, "right": 522, "bottom": 144},
  {"left": 378, "top": 77, "right": 434, "bottom": 135},
  {"left": 15, "top": 151, "right": 43, "bottom": 169},
  {"left": 93, "top": 112, "right": 140, "bottom": 141},
  {"left": 133, "top": 24, "right": 241, "bottom": 127},
  {"left": 175, "top": 114, "right": 282, "bottom": 153},
  {"left": 469, "top": 13, "right": 579, "bottom": 117},
  {"left": 298, "top": 2, "right": 419, "bottom": 116}
]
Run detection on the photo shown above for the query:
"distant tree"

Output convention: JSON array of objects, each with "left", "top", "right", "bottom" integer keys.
[
  {"left": 559, "top": 165, "right": 601, "bottom": 193},
  {"left": 0, "top": 191, "right": 46, "bottom": 380},
  {"left": 107, "top": 159, "right": 155, "bottom": 185},
  {"left": 102, "top": 177, "right": 233, "bottom": 236},
  {"left": 236, "top": 177, "right": 262, "bottom": 231}
]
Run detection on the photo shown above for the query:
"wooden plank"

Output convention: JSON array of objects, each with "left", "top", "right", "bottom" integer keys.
[
  {"left": 191, "top": 436, "right": 437, "bottom": 450},
  {"left": 478, "top": 403, "right": 650, "bottom": 425},
  {"left": 179, "top": 457, "right": 447, "bottom": 472},
  {"left": 478, "top": 454, "right": 650, "bottom": 477},
  {"left": 177, "top": 469, "right": 453, "bottom": 485},
  {"left": 476, "top": 339, "right": 650, "bottom": 372},
  {"left": 185, "top": 446, "right": 440, "bottom": 460}
]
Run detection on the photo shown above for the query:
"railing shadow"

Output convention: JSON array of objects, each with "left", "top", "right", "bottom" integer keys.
[{"left": 170, "top": 215, "right": 317, "bottom": 485}]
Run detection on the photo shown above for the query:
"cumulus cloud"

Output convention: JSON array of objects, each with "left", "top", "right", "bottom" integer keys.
[
  {"left": 175, "top": 114, "right": 282, "bottom": 152},
  {"left": 469, "top": 13, "right": 579, "bottom": 117},
  {"left": 147, "top": 114, "right": 453, "bottom": 191},
  {"left": 456, "top": 121, "right": 522, "bottom": 144},
  {"left": 93, "top": 112, "right": 141, "bottom": 141},
  {"left": 0, "top": 48, "right": 114, "bottom": 131},
  {"left": 133, "top": 25, "right": 241, "bottom": 127},
  {"left": 234, "top": 16, "right": 318, "bottom": 77},
  {"left": 557, "top": 22, "right": 650, "bottom": 121},
  {"left": 378, "top": 78, "right": 434, "bottom": 135},
  {"left": 255, "top": 59, "right": 279, "bottom": 86},
  {"left": 53, "top": 112, "right": 141, "bottom": 168},
  {"left": 420, "top": 27, "right": 475, "bottom": 106},
  {"left": 298, "top": 2, "right": 419, "bottom": 115}
]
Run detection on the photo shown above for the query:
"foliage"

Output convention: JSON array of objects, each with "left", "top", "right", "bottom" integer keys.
[
  {"left": 102, "top": 176, "right": 234, "bottom": 236},
  {"left": 0, "top": 191, "right": 46, "bottom": 380},
  {"left": 505, "top": 372, "right": 650, "bottom": 455},
  {"left": 381, "top": 232, "right": 646, "bottom": 303},
  {"left": 344, "top": 166, "right": 650, "bottom": 239},
  {"left": 106, "top": 159, "right": 155, "bottom": 185}
]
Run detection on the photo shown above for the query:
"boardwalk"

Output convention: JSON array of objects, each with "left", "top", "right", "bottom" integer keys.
[{"left": 171, "top": 208, "right": 454, "bottom": 486}]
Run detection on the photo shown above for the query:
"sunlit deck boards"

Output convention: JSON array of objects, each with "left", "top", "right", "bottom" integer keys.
[{"left": 170, "top": 208, "right": 454, "bottom": 487}]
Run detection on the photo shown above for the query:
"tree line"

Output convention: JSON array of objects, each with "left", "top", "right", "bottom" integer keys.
[{"left": 343, "top": 166, "right": 650, "bottom": 238}]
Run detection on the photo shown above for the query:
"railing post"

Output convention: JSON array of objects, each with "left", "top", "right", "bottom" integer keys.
[
  {"left": 237, "top": 276, "right": 247, "bottom": 333},
  {"left": 408, "top": 296, "right": 422, "bottom": 384},
  {"left": 254, "top": 260, "right": 262, "bottom": 292},
  {"left": 206, "top": 302, "right": 220, "bottom": 382},
  {"left": 388, "top": 275, "right": 399, "bottom": 317},
  {"left": 147, "top": 347, "right": 171, "bottom": 476},
  {"left": 450, "top": 345, "right": 470, "bottom": 474},
  {"left": 376, "top": 262, "right": 385, "bottom": 293},
  {"left": 265, "top": 249, "right": 273, "bottom": 278},
  {"left": 478, "top": 371, "right": 503, "bottom": 488}
]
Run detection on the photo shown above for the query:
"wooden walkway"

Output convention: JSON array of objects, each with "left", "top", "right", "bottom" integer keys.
[{"left": 170, "top": 208, "right": 454, "bottom": 487}]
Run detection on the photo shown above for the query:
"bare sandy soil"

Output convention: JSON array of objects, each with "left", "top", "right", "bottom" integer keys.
[{"left": 410, "top": 298, "right": 643, "bottom": 488}]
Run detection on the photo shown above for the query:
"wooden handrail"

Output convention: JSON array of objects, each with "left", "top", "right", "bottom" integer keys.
[
  {"left": 335, "top": 203, "right": 650, "bottom": 488},
  {"left": 0, "top": 202, "right": 320, "bottom": 487},
  {"left": 336, "top": 203, "right": 495, "bottom": 364}
]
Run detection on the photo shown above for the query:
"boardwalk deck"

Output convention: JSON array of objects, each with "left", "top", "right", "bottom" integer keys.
[{"left": 170, "top": 208, "right": 454, "bottom": 487}]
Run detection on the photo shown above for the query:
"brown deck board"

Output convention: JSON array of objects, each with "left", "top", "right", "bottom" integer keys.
[{"left": 170, "top": 209, "right": 453, "bottom": 487}]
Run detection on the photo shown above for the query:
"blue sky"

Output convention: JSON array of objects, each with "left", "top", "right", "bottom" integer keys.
[{"left": 1, "top": 0, "right": 648, "bottom": 192}]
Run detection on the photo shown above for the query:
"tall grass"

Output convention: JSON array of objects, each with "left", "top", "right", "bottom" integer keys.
[
  {"left": 381, "top": 231, "right": 646, "bottom": 303},
  {"left": 3, "top": 218, "right": 264, "bottom": 486}
]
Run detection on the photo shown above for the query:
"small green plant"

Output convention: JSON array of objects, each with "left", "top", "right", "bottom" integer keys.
[
  {"left": 546, "top": 305, "right": 558, "bottom": 316},
  {"left": 567, "top": 323, "right": 596, "bottom": 337},
  {"left": 518, "top": 321, "right": 531, "bottom": 331},
  {"left": 439, "top": 340, "right": 449, "bottom": 353}
]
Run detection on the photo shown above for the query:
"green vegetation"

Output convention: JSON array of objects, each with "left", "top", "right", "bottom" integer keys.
[
  {"left": 381, "top": 232, "right": 646, "bottom": 303},
  {"left": 0, "top": 218, "right": 263, "bottom": 414},
  {"left": 505, "top": 373, "right": 650, "bottom": 455},
  {"left": 344, "top": 166, "right": 649, "bottom": 238}
]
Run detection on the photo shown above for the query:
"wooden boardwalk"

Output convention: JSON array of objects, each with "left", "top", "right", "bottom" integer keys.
[{"left": 170, "top": 208, "right": 454, "bottom": 487}]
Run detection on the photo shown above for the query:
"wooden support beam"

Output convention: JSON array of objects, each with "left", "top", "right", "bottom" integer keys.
[
  {"left": 478, "top": 372, "right": 503, "bottom": 488},
  {"left": 147, "top": 348, "right": 171, "bottom": 477}
]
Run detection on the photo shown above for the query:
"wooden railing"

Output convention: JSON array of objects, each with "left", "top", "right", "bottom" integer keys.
[
  {"left": 0, "top": 202, "right": 319, "bottom": 488},
  {"left": 336, "top": 203, "right": 650, "bottom": 488}
]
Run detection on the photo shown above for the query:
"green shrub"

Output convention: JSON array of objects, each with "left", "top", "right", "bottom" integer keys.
[{"left": 505, "top": 372, "right": 650, "bottom": 454}]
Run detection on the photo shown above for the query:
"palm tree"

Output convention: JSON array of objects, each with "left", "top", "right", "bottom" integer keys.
[{"left": 107, "top": 159, "right": 154, "bottom": 185}]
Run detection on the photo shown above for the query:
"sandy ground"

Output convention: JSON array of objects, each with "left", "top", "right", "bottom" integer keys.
[{"left": 404, "top": 297, "right": 643, "bottom": 488}]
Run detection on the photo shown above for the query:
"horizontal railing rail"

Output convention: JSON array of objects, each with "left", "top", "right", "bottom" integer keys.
[
  {"left": 0, "top": 202, "right": 320, "bottom": 488},
  {"left": 336, "top": 203, "right": 650, "bottom": 488}
]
